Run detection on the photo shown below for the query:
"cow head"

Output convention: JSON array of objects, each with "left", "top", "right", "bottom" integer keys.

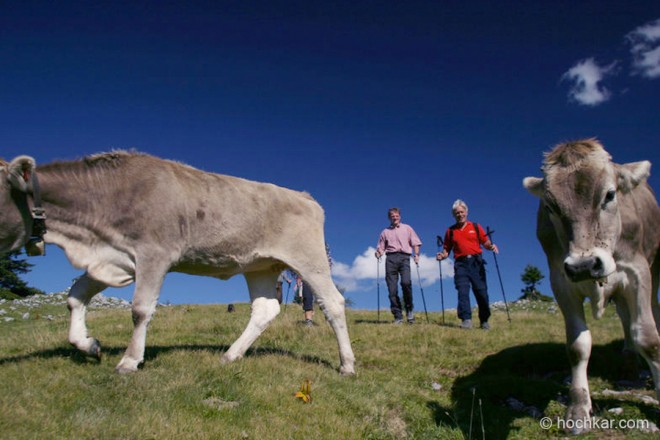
[
  {"left": 0, "top": 155, "right": 40, "bottom": 254},
  {"left": 523, "top": 139, "right": 651, "bottom": 283}
]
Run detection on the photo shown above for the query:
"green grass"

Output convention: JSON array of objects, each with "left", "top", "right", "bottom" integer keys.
[{"left": 0, "top": 300, "right": 658, "bottom": 439}]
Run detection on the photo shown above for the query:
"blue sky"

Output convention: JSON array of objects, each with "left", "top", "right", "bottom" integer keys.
[{"left": 2, "top": 1, "right": 659, "bottom": 314}]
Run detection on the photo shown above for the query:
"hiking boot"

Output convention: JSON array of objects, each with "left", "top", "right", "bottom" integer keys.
[
  {"left": 480, "top": 322, "right": 490, "bottom": 330},
  {"left": 406, "top": 311, "right": 415, "bottom": 324},
  {"left": 304, "top": 319, "right": 314, "bottom": 327},
  {"left": 393, "top": 318, "right": 403, "bottom": 325},
  {"left": 461, "top": 319, "right": 472, "bottom": 329}
]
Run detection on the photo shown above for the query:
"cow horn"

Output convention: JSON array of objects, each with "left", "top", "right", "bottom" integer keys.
[{"left": 7, "top": 155, "right": 37, "bottom": 193}]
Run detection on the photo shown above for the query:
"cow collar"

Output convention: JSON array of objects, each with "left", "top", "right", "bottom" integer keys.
[{"left": 25, "top": 169, "right": 47, "bottom": 256}]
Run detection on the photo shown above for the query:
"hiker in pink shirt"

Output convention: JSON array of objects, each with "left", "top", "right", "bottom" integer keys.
[{"left": 375, "top": 207, "right": 422, "bottom": 324}]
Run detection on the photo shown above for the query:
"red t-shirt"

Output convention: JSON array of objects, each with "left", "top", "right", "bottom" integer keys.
[{"left": 443, "top": 221, "right": 488, "bottom": 258}]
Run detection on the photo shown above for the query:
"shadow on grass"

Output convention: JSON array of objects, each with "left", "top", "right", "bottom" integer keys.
[
  {"left": 355, "top": 319, "right": 397, "bottom": 325},
  {"left": 428, "top": 341, "right": 659, "bottom": 439},
  {"left": 143, "top": 344, "right": 334, "bottom": 370},
  {"left": 0, "top": 343, "right": 335, "bottom": 370},
  {"left": 354, "top": 318, "right": 459, "bottom": 328}
]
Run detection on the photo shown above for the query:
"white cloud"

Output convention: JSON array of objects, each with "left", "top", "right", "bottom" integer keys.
[
  {"left": 331, "top": 247, "right": 379, "bottom": 291},
  {"left": 627, "top": 18, "right": 660, "bottom": 79},
  {"left": 561, "top": 58, "right": 618, "bottom": 106},
  {"left": 332, "top": 247, "right": 453, "bottom": 293},
  {"left": 560, "top": 18, "right": 660, "bottom": 106}
]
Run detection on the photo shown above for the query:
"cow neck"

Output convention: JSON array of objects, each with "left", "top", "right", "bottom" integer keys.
[{"left": 25, "top": 170, "right": 47, "bottom": 256}]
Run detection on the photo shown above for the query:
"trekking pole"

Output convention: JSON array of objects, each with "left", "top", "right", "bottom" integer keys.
[
  {"left": 485, "top": 227, "right": 511, "bottom": 323},
  {"left": 415, "top": 262, "right": 430, "bottom": 323},
  {"left": 376, "top": 257, "right": 381, "bottom": 322},
  {"left": 436, "top": 235, "right": 446, "bottom": 325}
]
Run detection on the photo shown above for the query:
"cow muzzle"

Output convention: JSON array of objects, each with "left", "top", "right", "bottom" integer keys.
[{"left": 563, "top": 251, "right": 613, "bottom": 283}]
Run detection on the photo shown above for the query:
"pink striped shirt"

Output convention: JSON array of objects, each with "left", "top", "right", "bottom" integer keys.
[{"left": 377, "top": 223, "right": 422, "bottom": 255}]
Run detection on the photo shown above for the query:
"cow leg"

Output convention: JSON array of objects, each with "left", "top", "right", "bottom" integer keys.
[
  {"left": 221, "top": 270, "right": 280, "bottom": 364},
  {"left": 651, "top": 252, "right": 660, "bottom": 333},
  {"left": 115, "top": 265, "right": 166, "bottom": 374},
  {"left": 621, "top": 259, "right": 660, "bottom": 399},
  {"left": 614, "top": 298, "right": 641, "bottom": 381},
  {"left": 299, "top": 271, "right": 356, "bottom": 376},
  {"left": 556, "top": 292, "right": 593, "bottom": 434},
  {"left": 67, "top": 273, "right": 108, "bottom": 358}
]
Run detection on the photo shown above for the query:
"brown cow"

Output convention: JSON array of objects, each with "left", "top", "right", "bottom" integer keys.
[
  {"left": 524, "top": 139, "right": 660, "bottom": 433},
  {"left": 0, "top": 151, "right": 355, "bottom": 376}
]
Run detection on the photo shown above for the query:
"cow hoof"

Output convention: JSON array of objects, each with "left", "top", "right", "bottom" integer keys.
[
  {"left": 340, "top": 365, "right": 356, "bottom": 376},
  {"left": 220, "top": 353, "right": 239, "bottom": 365},
  {"left": 87, "top": 339, "right": 102, "bottom": 360},
  {"left": 565, "top": 406, "right": 592, "bottom": 434},
  {"left": 115, "top": 358, "right": 140, "bottom": 374},
  {"left": 115, "top": 364, "right": 139, "bottom": 374}
]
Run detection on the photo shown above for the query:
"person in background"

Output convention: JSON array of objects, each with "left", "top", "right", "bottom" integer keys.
[
  {"left": 375, "top": 207, "right": 422, "bottom": 324},
  {"left": 294, "top": 244, "right": 332, "bottom": 327},
  {"left": 302, "top": 279, "right": 315, "bottom": 327},
  {"left": 293, "top": 274, "right": 315, "bottom": 327},
  {"left": 276, "top": 269, "right": 292, "bottom": 304},
  {"left": 436, "top": 199, "right": 498, "bottom": 330}
]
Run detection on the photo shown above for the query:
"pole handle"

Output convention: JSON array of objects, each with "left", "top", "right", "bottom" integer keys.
[{"left": 485, "top": 226, "right": 495, "bottom": 241}]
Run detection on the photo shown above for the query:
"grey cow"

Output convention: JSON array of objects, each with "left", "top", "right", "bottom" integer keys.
[
  {"left": 0, "top": 151, "right": 355, "bottom": 376},
  {"left": 524, "top": 139, "right": 660, "bottom": 434}
]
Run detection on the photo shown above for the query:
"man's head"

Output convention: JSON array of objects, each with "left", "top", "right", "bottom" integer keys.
[
  {"left": 388, "top": 207, "right": 401, "bottom": 227},
  {"left": 452, "top": 199, "right": 468, "bottom": 225}
]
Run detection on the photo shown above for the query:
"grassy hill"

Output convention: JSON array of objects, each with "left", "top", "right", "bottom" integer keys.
[{"left": 0, "top": 297, "right": 658, "bottom": 439}]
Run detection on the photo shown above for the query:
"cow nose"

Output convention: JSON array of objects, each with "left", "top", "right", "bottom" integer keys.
[{"left": 564, "top": 256, "right": 604, "bottom": 282}]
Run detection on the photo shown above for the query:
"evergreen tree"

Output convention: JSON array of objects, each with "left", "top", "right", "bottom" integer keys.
[
  {"left": 519, "top": 264, "right": 553, "bottom": 301},
  {"left": 521, "top": 264, "right": 544, "bottom": 291},
  {"left": 0, "top": 251, "right": 45, "bottom": 300}
]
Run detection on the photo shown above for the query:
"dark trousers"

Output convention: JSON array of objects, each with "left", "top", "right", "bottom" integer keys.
[
  {"left": 454, "top": 254, "right": 491, "bottom": 323},
  {"left": 276, "top": 283, "right": 283, "bottom": 304},
  {"left": 302, "top": 281, "right": 314, "bottom": 312},
  {"left": 385, "top": 253, "right": 413, "bottom": 319}
]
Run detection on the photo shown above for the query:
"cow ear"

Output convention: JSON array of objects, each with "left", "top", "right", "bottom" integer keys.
[
  {"left": 617, "top": 160, "right": 651, "bottom": 193},
  {"left": 523, "top": 176, "right": 544, "bottom": 198},
  {"left": 6, "top": 155, "right": 37, "bottom": 193}
]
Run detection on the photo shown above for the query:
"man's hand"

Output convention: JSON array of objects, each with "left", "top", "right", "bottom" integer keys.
[{"left": 436, "top": 251, "right": 448, "bottom": 261}]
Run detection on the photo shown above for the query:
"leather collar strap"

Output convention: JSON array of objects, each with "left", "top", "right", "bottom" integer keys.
[{"left": 27, "top": 170, "right": 47, "bottom": 255}]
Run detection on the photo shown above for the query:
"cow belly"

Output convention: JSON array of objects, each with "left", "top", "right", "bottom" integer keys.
[
  {"left": 172, "top": 261, "right": 240, "bottom": 280},
  {"left": 172, "top": 257, "right": 284, "bottom": 280}
]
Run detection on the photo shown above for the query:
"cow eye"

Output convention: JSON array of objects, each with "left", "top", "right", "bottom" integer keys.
[{"left": 602, "top": 189, "right": 616, "bottom": 208}]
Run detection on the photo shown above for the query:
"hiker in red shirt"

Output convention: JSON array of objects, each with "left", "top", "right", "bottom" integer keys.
[{"left": 437, "top": 199, "right": 498, "bottom": 330}]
